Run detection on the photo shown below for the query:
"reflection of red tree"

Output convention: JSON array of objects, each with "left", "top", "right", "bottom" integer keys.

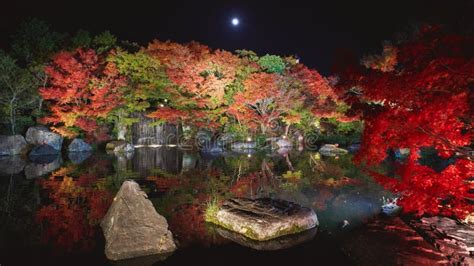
[
  {"left": 230, "top": 172, "right": 261, "bottom": 198},
  {"left": 35, "top": 170, "right": 112, "bottom": 252},
  {"left": 312, "top": 187, "right": 334, "bottom": 211},
  {"left": 313, "top": 177, "right": 361, "bottom": 188},
  {"left": 146, "top": 176, "right": 184, "bottom": 192},
  {"left": 167, "top": 203, "right": 228, "bottom": 247}
]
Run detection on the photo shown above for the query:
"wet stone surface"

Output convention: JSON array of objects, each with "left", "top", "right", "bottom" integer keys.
[{"left": 210, "top": 198, "right": 318, "bottom": 241}]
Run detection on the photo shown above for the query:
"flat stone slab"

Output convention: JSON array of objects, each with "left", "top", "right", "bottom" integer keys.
[
  {"left": 101, "top": 180, "right": 176, "bottom": 261},
  {"left": 409, "top": 216, "right": 474, "bottom": 265},
  {"left": 208, "top": 198, "right": 318, "bottom": 241}
]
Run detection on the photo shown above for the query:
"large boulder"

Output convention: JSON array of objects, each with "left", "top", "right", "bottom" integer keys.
[
  {"left": 206, "top": 198, "right": 318, "bottom": 241},
  {"left": 101, "top": 180, "right": 176, "bottom": 261},
  {"left": 0, "top": 156, "right": 26, "bottom": 175},
  {"left": 106, "top": 140, "right": 134, "bottom": 153},
  {"left": 231, "top": 142, "right": 257, "bottom": 151},
  {"left": 68, "top": 138, "right": 92, "bottom": 152},
  {"left": 318, "top": 144, "right": 348, "bottom": 157},
  {"left": 25, "top": 126, "right": 63, "bottom": 151},
  {"left": 0, "top": 135, "right": 29, "bottom": 156}
]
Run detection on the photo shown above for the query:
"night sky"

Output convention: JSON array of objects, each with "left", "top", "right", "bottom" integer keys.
[{"left": 1, "top": 0, "right": 472, "bottom": 74}]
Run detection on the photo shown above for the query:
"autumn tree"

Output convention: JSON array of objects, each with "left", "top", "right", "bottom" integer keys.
[
  {"left": 107, "top": 49, "right": 170, "bottom": 139},
  {"left": 39, "top": 48, "right": 126, "bottom": 141},
  {"left": 145, "top": 40, "right": 241, "bottom": 130},
  {"left": 337, "top": 25, "right": 474, "bottom": 218}
]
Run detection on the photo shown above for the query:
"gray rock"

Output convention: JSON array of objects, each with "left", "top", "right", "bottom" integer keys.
[
  {"left": 101, "top": 180, "right": 176, "bottom": 261},
  {"left": 231, "top": 142, "right": 257, "bottom": 150},
  {"left": 207, "top": 198, "right": 318, "bottom": 241},
  {"left": 25, "top": 155, "right": 62, "bottom": 179},
  {"left": 348, "top": 143, "right": 361, "bottom": 153},
  {"left": 106, "top": 140, "right": 134, "bottom": 153},
  {"left": 0, "top": 156, "right": 26, "bottom": 175},
  {"left": 201, "top": 142, "right": 224, "bottom": 154},
  {"left": 318, "top": 144, "right": 348, "bottom": 157},
  {"left": 25, "top": 126, "right": 63, "bottom": 150},
  {"left": 68, "top": 138, "right": 92, "bottom": 152},
  {"left": 68, "top": 151, "right": 92, "bottom": 164},
  {"left": 29, "top": 144, "right": 59, "bottom": 157},
  {"left": 0, "top": 135, "right": 29, "bottom": 156},
  {"left": 395, "top": 148, "right": 410, "bottom": 159},
  {"left": 214, "top": 226, "right": 317, "bottom": 251},
  {"left": 276, "top": 138, "right": 293, "bottom": 148}
]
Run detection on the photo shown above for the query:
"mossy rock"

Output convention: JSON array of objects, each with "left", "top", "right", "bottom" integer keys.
[{"left": 205, "top": 198, "right": 318, "bottom": 241}]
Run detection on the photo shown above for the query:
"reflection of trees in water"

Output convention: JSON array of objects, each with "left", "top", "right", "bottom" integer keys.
[
  {"left": 0, "top": 173, "right": 41, "bottom": 247},
  {"left": 34, "top": 159, "right": 113, "bottom": 252},
  {"left": 132, "top": 147, "right": 183, "bottom": 177}
]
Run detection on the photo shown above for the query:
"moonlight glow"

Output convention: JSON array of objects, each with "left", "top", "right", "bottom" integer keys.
[{"left": 231, "top": 17, "right": 239, "bottom": 26}]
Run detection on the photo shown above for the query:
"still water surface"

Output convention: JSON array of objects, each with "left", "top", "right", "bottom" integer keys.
[{"left": 0, "top": 147, "right": 392, "bottom": 265}]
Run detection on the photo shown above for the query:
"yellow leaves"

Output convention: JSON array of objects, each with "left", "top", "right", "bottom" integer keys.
[
  {"left": 282, "top": 170, "right": 302, "bottom": 181},
  {"left": 361, "top": 43, "right": 398, "bottom": 72},
  {"left": 50, "top": 166, "right": 76, "bottom": 178},
  {"left": 51, "top": 126, "right": 78, "bottom": 138}
]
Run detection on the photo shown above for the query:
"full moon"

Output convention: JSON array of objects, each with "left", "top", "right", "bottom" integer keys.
[{"left": 231, "top": 17, "right": 239, "bottom": 26}]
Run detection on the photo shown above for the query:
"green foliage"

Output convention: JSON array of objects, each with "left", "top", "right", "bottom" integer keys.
[
  {"left": 204, "top": 197, "right": 220, "bottom": 223},
  {"left": 71, "top": 29, "right": 92, "bottom": 49},
  {"left": 11, "top": 18, "right": 65, "bottom": 65},
  {"left": 92, "top": 31, "right": 117, "bottom": 54},
  {"left": 235, "top": 49, "right": 258, "bottom": 61},
  {"left": 326, "top": 117, "right": 363, "bottom": 135},
  {"left": 282, "top": 170, "right": 302, "bottom": 180},
  {"left": 257, "top": 54, "right": 286, "bottom": 73},
  {"left": 0, "top": 51, "right": 39, "bottom": 134}
]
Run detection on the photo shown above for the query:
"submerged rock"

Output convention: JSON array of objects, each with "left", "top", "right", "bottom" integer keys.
[
  {"left": 214, "top": 225, "right": 317, "bottom": 250},
  {"left": 318, "top": 144, "right": 348, "bottom": 157},
  {"left": 68, "top": 151, "right": 92, "bottom": 164},
  {"left": 207, "top": 198, "right": 318, "bottom": 241},
  {"left": 231, "top": 142, "right": 257, "bottom": 150},
  {"left": 200, "top": 142, "right": 224, "bottom": 154},
  {"left": 101, "top": 180, "right": 176, "bottom": 261},
  {"left": 68, "top": 138, "right": 92, "bottom": 152},
  {"left": 106, "top": 140, "right": 134, "bottom": 153},
  {"left": 0, "top": 135, "right": 29, "bottom": 156},
  {"left": 276, "top": 138, "right": 293, "bottom": 148},
  {"left": 25, "top": 155, "right": 62, "bottom": 179},
  {"left": 25, "top": 126, "right": 63, "bottom": 150},
  {"left": 0, "top": 156, "right": 26, "bottom": 175},
  {"left": 29, "top": 144, "right": 60, "bottom": 157}
]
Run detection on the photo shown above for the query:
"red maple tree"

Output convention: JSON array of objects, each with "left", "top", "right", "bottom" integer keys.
[
  {"left": 337, "top": 25, "right": 474, "bottom": 218},
  {"left": 39, "top": 48, "right": 126, "bottom": 141}
]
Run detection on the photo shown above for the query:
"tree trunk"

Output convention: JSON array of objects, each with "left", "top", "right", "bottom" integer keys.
[{"left": 9, "top": 98, "right": 16, "bottom": 135}]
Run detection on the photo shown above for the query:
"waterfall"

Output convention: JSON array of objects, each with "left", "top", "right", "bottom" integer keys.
[{"left": 131, "top": 112, "right": 181, "bottom": 145}]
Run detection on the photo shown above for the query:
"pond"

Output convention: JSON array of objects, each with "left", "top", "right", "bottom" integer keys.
[{"left": 0, "top": 147, "right": 395, "bottom": 265}]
